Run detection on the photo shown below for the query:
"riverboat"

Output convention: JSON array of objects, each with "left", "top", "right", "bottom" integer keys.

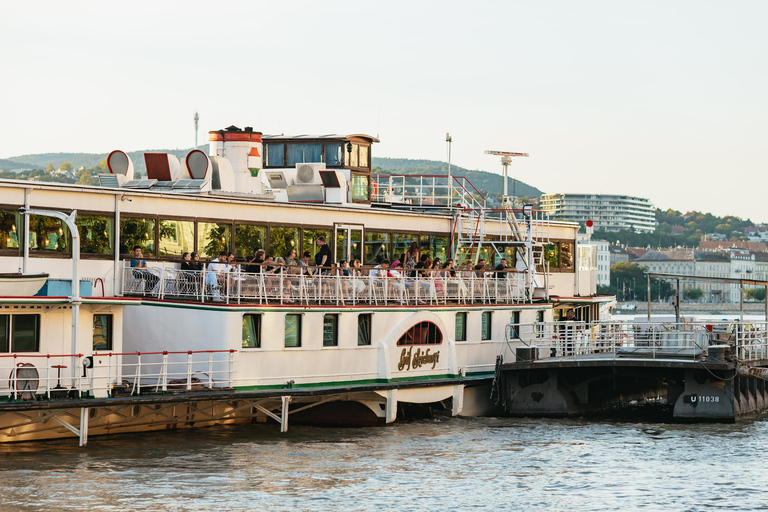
[{"left": 0, "top": 125, "right": 609, "bottom": 444}]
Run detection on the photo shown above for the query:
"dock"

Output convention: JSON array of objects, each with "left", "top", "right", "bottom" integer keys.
[{"left": 494, "top": 321, "right": 768, "bottom": 421}]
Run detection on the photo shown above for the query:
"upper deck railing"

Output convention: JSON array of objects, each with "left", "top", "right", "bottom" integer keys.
[
  {"left": 122, "top": 265, "right": 528, "bottom": 306},
  {"left": 372, "top": 174, "right": 487, "bottom": 211},
  {"left": 509, "top": 321, "right": 768, "bottom": 363}
]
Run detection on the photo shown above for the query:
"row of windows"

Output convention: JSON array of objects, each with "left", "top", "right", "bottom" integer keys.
[
  {"left": 0, "top": 313, "right": 113, "bottom": 353},
  {"left": 243, "top": 310, "right": 513, "bottom": 349},
  {"left": 263, "top": 142, "right": 371, "bottom": 170}
]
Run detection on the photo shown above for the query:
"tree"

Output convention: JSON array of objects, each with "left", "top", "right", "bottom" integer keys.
[
  {"left": 45, "top": 163, "right": 55, "bottom": 173},
  {"left": 745, "top": 288, "right": 766, "bottom": 301},
  {"left": 76, "top": 168, "right": 98, "bottom": 186},
  {"left": 59, "top": 162, "right": 73, "bottom": 172},
  {"left": 685, "top": 288, "right": 704, "bottom": 301}
]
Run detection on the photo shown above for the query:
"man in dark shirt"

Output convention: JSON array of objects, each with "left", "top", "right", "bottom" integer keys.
[
  {"left": 315, "top": 236, "right": 332, "bottom": 271},
  {"left": 495, "top": 259, "right": 508, "bottom": 279}
]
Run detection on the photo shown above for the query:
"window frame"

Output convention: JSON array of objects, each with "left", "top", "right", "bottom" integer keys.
[
  {"left": 242, "top": 313, "right": 262, "bottom": 349},
  {"left": 455, "top": 312, "right": 467, "bottom": 342},
  {"left": 357, "top": 313, "right": 372, "bottom": 346},
  {"left": 284, "top": 313, "right": 302, "bottom": 348},
  {"left": 323, "top": 313, "right": 339, "bottom": 347},
  {"left": 92, "top": 313, "right": 114, "bottom": 351},
  {"left": 0, "top": 314, "right": 41, "bottom": 353},
  {"left": 481, "top": 311, "right": 492, "bottom": 341}
]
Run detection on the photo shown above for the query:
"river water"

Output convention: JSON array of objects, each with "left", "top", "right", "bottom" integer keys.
[{"left": 1, "top": 414, "right": 767, "bottom": 512}]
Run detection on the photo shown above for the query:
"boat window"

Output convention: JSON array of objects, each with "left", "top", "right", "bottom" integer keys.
[
  {"left": 197, "top": 221, "right": 232, "bottom": 258},
  {"left": 29, "top": 215, "right": 69, "bottom": 253},
  {"left": 0, "top": 314, "right": 40, "bottom": 353},
  {"left": 397, "top": 321, "right": 442, "bottom": 346},
  {"left": 358, "top": 145, "right": 369, "bottom": 168},
  {"left": 265, "top": 143, "right": 285, "bottom": 167},
  {"left": 392, "top": 233, "right": 419, "bottom": 261},
  {"left": 455, "top": 312, "right": 467, "bottom": 342},
  {"left": 93, "top": 314, "right": 113, "bottom": 351},
  {"left": 325, "top": 143, "right": 342, "bottom": 166},
  {"left": 287, "top": 144, "right": 322, "bottom": 167},
  {"left": 120, "top": 217, "right": 156, "bottom": 257},
  {"left": 419, "top": 234, "right": 450, "bottom": 262},
  {"left": 242, "top": 314, "right": 262, "bottom": 348},
  {"left": 303, "top": 228, "right": 332, "bottom": 260},
  {"left": 539, "top": 241, "right": 575, "bottom": 272},
  {"left": 323, "top": 314, "right": 339, "bottom": 347},
  {"left": 0, "top": 209, "right": 21, "bottom": 250},
  {"left": 510, "top": 311, "right": 521, "bottom": 339},
  {"left": 235, "top": 224, "right": 267, "bottom": 259},
  {"left": 285, "top": 314, "right": 302, "bottom": 348},
  {"left": 481, "top": 312, "right": 492, "bottom": 340},
  {"left": 159, "top": 219, "right": 194, "bottom": 257},
  {"left": 78, "top": 214, "right": 114, "bottom": 256},
  {"left": 270, "top": 226, "right": 300, "bottom": 260},
  {"left": 350, "top": 145, "right": 359, "bottom": 167},
  {"left": 364, "top": 231, "right": 390, "bottom": 265},
  {"left": 350, "top": 173, "right": 370, "bottom": 202},
  {"left": 357, "top": 314, "right": 372, "bottom": 346}
]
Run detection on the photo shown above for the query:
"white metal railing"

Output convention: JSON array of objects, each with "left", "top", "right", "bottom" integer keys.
[
  {"left": 372, "top": 174, "right": 486, "bottom": 211},
  {"left": 508, "top": 321, "right": 768, "bottom": 362},
  {"left": 0, "top": 350, "right": 236, "bottom": 401},
  {"left": 122, "top": 266, "right": 529, "bottom": 305}
]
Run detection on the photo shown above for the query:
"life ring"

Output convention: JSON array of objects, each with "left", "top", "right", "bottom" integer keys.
[{"left": 371, "top": 181, "right": 378, "bottom": 200}]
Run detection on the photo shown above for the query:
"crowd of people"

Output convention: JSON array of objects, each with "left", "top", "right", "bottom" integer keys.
[{"left": 129, "top": 241, "right": 519, "bottom": 303}]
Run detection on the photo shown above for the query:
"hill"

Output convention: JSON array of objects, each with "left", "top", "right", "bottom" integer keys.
[
  {"left": 0, "top": 158, "right": 34, "bottom": 170},
  {"left": 372, "top": 157, "right": 543, "bottom": 201}
]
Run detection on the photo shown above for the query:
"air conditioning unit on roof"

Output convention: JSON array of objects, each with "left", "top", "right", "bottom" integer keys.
[{"left": 295, "top": 162, "right": 326, "bottom": 185}]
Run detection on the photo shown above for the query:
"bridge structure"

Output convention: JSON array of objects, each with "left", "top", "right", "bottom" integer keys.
[{"left": 495, "top": 319, "right": 768, "bottom": 422}]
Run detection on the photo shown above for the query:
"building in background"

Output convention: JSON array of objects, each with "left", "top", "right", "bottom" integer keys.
[
  {"left": 579, "top": 235, "right": 610, "bottom": 287},
  {"left": 539, "top": 193, "right": 655, "bottom": 233}
]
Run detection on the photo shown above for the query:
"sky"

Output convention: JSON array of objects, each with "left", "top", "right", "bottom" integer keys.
[{"left": 1, "top": 1, "right": 767, "bottom": 221}]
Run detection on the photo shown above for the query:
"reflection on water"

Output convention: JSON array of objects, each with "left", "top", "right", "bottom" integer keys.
[{"left": 1, "top": 414, "right": 768, "bottom": 511}]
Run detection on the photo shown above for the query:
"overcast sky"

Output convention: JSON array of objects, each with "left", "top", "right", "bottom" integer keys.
[{"left": 1, "top": 1, "right": 766, "bottom": 221}]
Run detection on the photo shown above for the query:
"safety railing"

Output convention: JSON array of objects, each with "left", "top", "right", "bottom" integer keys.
[
  {"left": 372, "top": 174, "right": 486, "bottom": 211},
  {"left": 0, "top": 350, "right": 236, "bottom": 401},
  {"left": 508, "top": 321, "right": 768, "bottom": 362},
  {"left": 123, "top": 266, "right": 529, "bottom": 306}
]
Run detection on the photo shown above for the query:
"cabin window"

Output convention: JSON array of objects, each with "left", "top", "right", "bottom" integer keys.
[
  {"left": 0, "top": 209, "right": 21, "bottom": 250},
  {"left": 29, "top": 215, "right": 69, "bottom": 253},
  {"left": 536, "top": 310, "right": 545, "bottom": 337},
  {"left": 364, "top": 231, "right": 390, "bottom": 264},
  {"left": 323, "top": 314, "right": 339, "bottom": 347},
  {"left": 358, "top": 145, "right": 369, "bottom": 168},
  {"left": 419, "top": 234, "right": 450, "bottom": 262},
  {"left": 392, "top": 233, "right": 419, "bottom": 262},
  {"left": 77, "top": 214, "right": 114, "bottom": 256},
  {"left": 397, "top": 321, "right": 442, "bottom": 346},
  {"left": 270, "top": 226, "right": 300, "bottom": 260},
  {"left": 93, "top": 314, "right": 113, "bottom": 350},
  {"left": 121, "top": 217, "right": 156, "bottom": 257},
  {"left": 455, "top": 312, "right": 467, "bottom": 341},
  {"left": 242, "top": 314, "right": 262, "bottom": 348},
  {"left": 197, "top": 222, "right": 232, "bottom": 258},
  {"left": 287, "top": 144, "right": 323, "bottom": 167},
  {"left": 481, "top": 312, "right": 492, "bottom": 340},
  {"left": 158, "top": 219, "right": 194, "bottom": 257},
  {"left": 510, "top": 311, "right": 521, "bottom": 339},
  {"left": 540, "top": 241, "right": 574, "bottom": 272},
  {"left": 235, "top": 224, "right": 267, "bottom": 259},
  {"left": 0, "top": 314, "right": 40, "bottom": 352},
  {"left": 285, "top": 314, "right": 302, "bottom": 348},
  {"left": 265, "top": 143, "right": 285, "bottom": 167},
  {"left": 350, "top": 173, "right": 370, "bottom": 202},
  {"left": 325, "top": 143, "right": 342, "bottom": 166},
  {"left": 357, "top": 314, "right": 372, "bottom": 346}
]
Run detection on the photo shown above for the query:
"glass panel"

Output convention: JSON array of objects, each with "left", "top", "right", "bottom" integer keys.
[
  {"left": 325, "top": 143, "right": 342, "bottom": 166},
  {"left": 269, "top": 226, "right": 300, "bottom": 259},
  {"left": 158, "top": 219, "right": 194, "bottom": 257},
  {"left": 351, "top": 174, "right": 370, "bottom": 202},
  {"left": 364, "top": 231, "right": 390, "bottom": 265},
  {"left": 12, "top": 315, "right": 39, "bottom": 352},
  {"left": 285, "top": 314, "right": 301, "bottom": 347},
  {"left": 323, "top": 314, "right": 338, "bottom": 347},
  {"left": 560, "top": 241, "right": 574, "bottom": 270},
  {"left": 397, "top": 321, "right": 442, "bottom": 345},
  {"left": 0, "top": 315, "right": 8, "bottom": 352},
  {"left": 392, "top": 233, "right": 419, "bottom": 264},
  {"left": 358, "top": 145, "right": 369, "bottom": 168},
  {"left": 481, "top": 312, "right": 491, "bottom": 340},
  {"left": 29, "top": 215, "right": 69, "bottom": 253},
  {"left": 242, "top": 314, "right": 261, "bottom": 348},
  {"left": 287, "top": 144, "right": 323, "bottom": 166},
  {"left": 0, "top": 210, "right": 21, "bottom": 250},
  {"left": 455, "top": 312, "right": 467, "bottom": 341},
  {"left": 357, "top": 314, "right": 371, "bottom": 346},
  {"left": 197, "top": 222, "right": 232, "bottom": 258},
  {"left": 93, "top": 314, "right": 113, "bottom": 350},
  {"left": 120, "top": 217, "right": 156, "bottom": 256},
  {"left": 302, "top": 228, "right": 332, "bottom": 260},
  {"left": 78, "top": 215, "right": 114, "bottom": 255},
  {"left": 336, "top": 229, "right": 347, "bottom": 264},
  {"left": 350, "top": 230, "right": 363, "bottom": 262},
  {"left": 265, "top": 143, "right": 284, "bottom": 167},
  {"left": 350, "top": 144, "right": 359, "bottom": 167},
  {"left": 235, "top": 224, "right": 267, "bottom": 259},
  {"left": 344, "top": 145, "right": 350, "bottom": 167},
  {"left": 543, "top": 243, "right": 559, "bottom": 269}
]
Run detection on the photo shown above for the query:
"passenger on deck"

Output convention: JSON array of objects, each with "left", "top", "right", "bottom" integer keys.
[
  {"left": 315, "top": 236, "right": 332, "bottom": 273},
  {"left": 371, "top": 259, "right": 390, "bottom": 279},
  {"left": 205, "top": 250, "right": 228, "bottom": 302},
  {"left": 190, "top": 252, "right": 203, "bottom": 270},
  {"left": 130, "top": 246, "right": 159, "bottom": 293},
  {"left": 285, "top": 248, "right": 298, "bottom": 267},
  {"left": 405, "top": 242, "right": 419, "bottom": 278},
  {"left": 474, "top": 258, "right": 487, "bottom": 277},
  {"left": 245, "top": 249, "right": 265, "bottom": 273},
  {"left": 180, "top": 252, "right": 194, "bottom": 271},
  {"left": 495, "top": 259, "right": 508, "bottom": 279},
  {"left": 299, "top": 251, "right": 313, "bottom": 275}
]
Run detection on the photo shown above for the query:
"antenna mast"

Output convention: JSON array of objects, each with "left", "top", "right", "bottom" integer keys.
[
  {"left": 194, "top": 111, "right": 200, "bottom": 148},
  {"left": 484, "top": 150, "right": 529, "bottom": 207}
]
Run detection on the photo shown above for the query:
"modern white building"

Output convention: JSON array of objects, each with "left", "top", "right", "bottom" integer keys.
[
  {"left": 578, "top": 235, "right": 610, "bottom": 287},
  {"left": 540, "top": 193, "right": 655, "bottom": 233}
]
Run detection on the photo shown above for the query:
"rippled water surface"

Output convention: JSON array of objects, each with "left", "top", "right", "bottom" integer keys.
[{"left": 2, "top": 415, "right": 768, "bottom": 511}]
